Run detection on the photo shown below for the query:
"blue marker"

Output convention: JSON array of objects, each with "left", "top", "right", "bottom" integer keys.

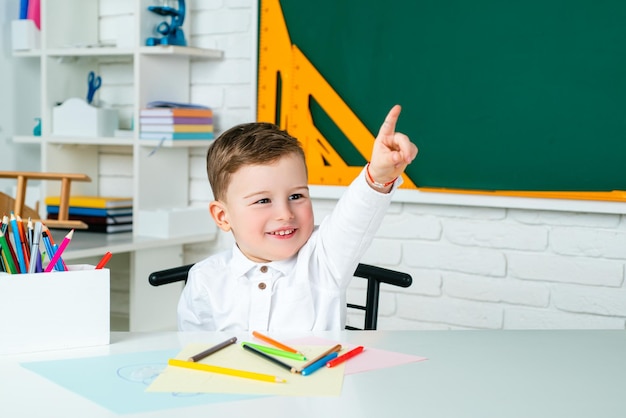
[
  {"left": 20, "top": 0, "right": 29, "bottom": 19},
  {"left": 300, "top": 352, "right": 338, "bottom": 376}
]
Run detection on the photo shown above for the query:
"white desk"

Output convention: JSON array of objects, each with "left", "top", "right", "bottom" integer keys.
[
  {"left": 1, "top": 330, "right": 625, "bottom": 418},
  {"left": 50, "top": 230, "right": 213, "bottom": 332}
]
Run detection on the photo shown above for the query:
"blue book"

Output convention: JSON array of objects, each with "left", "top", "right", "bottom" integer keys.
[{"left": 46, "top": 206, "right": 132, "bottom": 217}]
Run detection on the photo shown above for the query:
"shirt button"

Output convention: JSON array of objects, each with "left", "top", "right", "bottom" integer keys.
[
  {"left": 258, "top": 282, "right": 267, "bottom": 290},
  {"left": 260, "top": 266, "right": 268, "bottom": 273}
]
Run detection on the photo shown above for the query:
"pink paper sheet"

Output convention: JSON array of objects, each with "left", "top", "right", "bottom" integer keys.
[{"left": 286, "top": 336, "right": 427, "bottom": 375}]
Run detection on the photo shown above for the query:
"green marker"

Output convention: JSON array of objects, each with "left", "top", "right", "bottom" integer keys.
[{"left": 242, "top": 342, "right": 307, "bottom": 361}]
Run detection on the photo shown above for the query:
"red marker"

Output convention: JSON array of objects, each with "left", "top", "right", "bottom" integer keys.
[
  {"left": 326, "top": 345, "right": 364, "bottom": 368},
  {"left": 95, "top": 251, "right": 112, "bottom": 269}
]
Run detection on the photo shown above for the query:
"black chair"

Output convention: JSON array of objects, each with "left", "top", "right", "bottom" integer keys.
[{"left": 149, "top": 263, "right": 412, "bottom": 330}]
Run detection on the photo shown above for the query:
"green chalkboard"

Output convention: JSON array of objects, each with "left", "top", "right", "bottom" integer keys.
[{"left": 278, "top": 0, "right": 626, "bottom": 191}]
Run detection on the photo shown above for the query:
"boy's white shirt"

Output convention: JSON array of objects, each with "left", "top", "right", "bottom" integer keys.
[{"left": 177, "top": 168, "right": 400, "bottom": 331}]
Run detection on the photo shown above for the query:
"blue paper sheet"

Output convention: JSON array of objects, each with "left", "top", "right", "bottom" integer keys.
[{"left": 21, "top": 350, "right": 257, "bottom": 415}]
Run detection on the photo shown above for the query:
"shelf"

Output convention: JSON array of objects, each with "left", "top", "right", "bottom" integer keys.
[
  {"left": 13, "top": 135, "right": 41, "bottom": 144},
  {"left": 139, "top": 45, "right": 223, "bottom": 59},
  {"left": 12, "top": 1, "right": 222, "bottom": 332},
  {"left": 40, "top": 45, "right": 223, "bottom": 61},
  {"left": 12, "top": 50, "right": 41, "bottom": 58},
  {"left": 14, "top": 135, "right": 214, "bottom": 148}
]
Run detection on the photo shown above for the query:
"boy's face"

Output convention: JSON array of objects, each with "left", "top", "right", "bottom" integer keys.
[{"left": 209, "top": 153, "right": 314, "bottom": 263}]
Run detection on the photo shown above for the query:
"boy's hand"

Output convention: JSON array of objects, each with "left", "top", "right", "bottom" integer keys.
[{"left": 367, "top": 104, "right": 418, "bottom": 190}]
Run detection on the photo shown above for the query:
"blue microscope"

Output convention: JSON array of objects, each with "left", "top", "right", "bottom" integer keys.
[{"left": 145, "top": 0, "right": 187, "bottom": 46}]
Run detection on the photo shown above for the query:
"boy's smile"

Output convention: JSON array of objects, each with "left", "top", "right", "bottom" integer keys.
[{"left": 209, "top": 153, "right": 314, "bottom": 263}]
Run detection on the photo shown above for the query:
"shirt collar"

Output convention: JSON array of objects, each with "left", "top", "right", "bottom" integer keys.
[{"left": 229, "top": 243, "right": 297, "bottom": 277}]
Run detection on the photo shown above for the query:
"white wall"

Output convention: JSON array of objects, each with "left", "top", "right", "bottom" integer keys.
[{"left": 5, "top": 0, "right": 626, "bottom": 330}]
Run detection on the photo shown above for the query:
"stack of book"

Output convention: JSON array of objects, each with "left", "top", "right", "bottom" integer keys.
[
  {"left": 139, "top": 106, "right": 214, "bottom": 140},
  {"left": 45, "top": 195, "right": 133, "bottom": 234}
]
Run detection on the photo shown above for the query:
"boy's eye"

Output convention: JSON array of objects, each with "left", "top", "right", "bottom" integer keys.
[
  {"left": 289, "top": 194, "right": 303, "bottom": 200},
  {"left": 255, "top": 198, "right": 271, "bottom": 204}
]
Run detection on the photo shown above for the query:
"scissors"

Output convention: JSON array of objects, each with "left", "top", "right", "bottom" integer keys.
[{"left": 86, "top": 71, "right": 102, "bottom": 105}]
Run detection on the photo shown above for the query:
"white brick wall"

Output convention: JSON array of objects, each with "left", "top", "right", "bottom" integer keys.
[{"left": 102, "top": 1, "right": 626, "bottom": 330}]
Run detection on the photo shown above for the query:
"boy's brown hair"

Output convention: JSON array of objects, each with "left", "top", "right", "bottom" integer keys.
[{"left": 206, "top": 122, "right": 307, "bottom": 201}]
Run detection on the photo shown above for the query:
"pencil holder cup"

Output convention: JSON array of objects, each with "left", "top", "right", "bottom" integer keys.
[
  {"left": 0, "top": 265, "right": 110, "bottom": 355},
  {"left": 11, "top": 19, "right": 40, "bottom": 51},
  {"left": 52, "top": 98, "right": 119, "bottom": 137}
]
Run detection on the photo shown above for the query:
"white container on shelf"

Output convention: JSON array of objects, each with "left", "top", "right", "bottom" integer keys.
[
  {"left": 11, "top": 19, "right": 40, "bottom": 51},
  {"left": 52, "top": 98, "right": 118, "bottom": 137}
]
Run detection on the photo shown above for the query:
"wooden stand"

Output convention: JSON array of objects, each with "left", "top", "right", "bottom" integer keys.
[{"left": 0, "top": 171, "right": 91, "bottom": 229}]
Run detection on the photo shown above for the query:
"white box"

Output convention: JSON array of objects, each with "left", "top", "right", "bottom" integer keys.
[
  {"left": 135, "top": 207, "right": 215, "bottom": 238},
  {"left": 11, "top": 19, "right": 40, "bottom": 51},
  {"left": 52, "top": 98, "right": 119, "bottom": 137},
  {"left": 0, "top": 265, "right": 110, "bottom": 355}
]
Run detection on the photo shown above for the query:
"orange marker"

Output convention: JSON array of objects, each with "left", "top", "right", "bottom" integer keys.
[
  {"left": 327, "top": 345, "right": 365, "bottom": 368},
  {"left": 252, "top": 331, "right": 302, "bottom": 355},
  {"left": 95, "top": 251, "right": 112, "bottom": 269}
]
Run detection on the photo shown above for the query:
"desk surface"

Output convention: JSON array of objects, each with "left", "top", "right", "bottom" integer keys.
[{"left": 1, "top": 330, "right": 625, "bottom": 418}]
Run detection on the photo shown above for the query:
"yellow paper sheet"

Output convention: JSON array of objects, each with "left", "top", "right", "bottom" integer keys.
[{"left": 146, "top": 343, "right": 345, "bottom": 397}]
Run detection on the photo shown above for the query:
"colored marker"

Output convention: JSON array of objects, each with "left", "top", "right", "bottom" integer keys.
[
  {"left": 9, "top": 213, "right": 26, "bottom": 273},
  {"left": 27, "top": 222, "right": 42, "bottom": 274},
  {"left": 242, "top": 342, "right": 307, "bottom": 361},
  {"left": 41, "top": 231, "right": 55, "bottom": 267},
  {"left": 95, "top": 251, "right": 112, "bottom": 269},
  {"left": 327, "top": 345, "right": 365, "bottom": 368},
  {"left": 252, "top": 330, "right": 302, "bottom": 354},
  {"left": 242, "top": 342, "right": 297, "bottom": 373},
  {"left": 297, "top": 344, "right": 342, "bottom": 373},
  {"left": 44, "top": 229, "right": 74, "bottom": 272},
  {"left": 168, "top": 358, "right": 286, "bottom": 383},
  {"left": 301, "top": 352, "right": 338, "bottom": 376},
  {"left": 188, "top": 337, "right": 237, "bottom": 362}
]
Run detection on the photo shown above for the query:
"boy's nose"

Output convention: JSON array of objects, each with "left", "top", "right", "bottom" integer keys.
[{"left": 275, "top": 202, "right": 295, "bottom": 220}]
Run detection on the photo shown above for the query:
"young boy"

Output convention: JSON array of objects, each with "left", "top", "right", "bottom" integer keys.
[{"left": 177, "top": 105, "right": 417, "bottom": 331}]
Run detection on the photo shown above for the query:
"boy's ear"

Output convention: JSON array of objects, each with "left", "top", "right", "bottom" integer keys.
[{"left": 209, "top": 201, "right": 231, "bottom": 232}]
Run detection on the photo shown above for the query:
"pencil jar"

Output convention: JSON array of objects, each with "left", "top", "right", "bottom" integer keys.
[{"left": 0, "top": 265, "right": 110, "bottom": 354}]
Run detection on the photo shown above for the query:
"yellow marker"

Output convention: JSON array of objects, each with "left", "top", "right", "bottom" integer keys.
[{"left": 168, "top": 358, "right": 286, "bottom": 383}]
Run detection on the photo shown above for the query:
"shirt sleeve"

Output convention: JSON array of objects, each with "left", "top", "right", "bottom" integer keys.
[
  {"left": 313, "top": 167, "right": 400, "bottom": 286},
  {"left": 177, "top": 267, "right": 215, "bottom": 331}
]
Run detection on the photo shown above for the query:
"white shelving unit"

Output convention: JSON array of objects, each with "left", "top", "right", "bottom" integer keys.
[{"left": 12, "top": 0, "right": 222, "bottom": 331}]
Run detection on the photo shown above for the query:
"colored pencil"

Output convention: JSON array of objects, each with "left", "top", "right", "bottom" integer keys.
[
  {"left": 242, "top": 343, "right": 297, "bottom": 373},
  {"left": 252, "top": 330, "right": 302, "bottom": 354},
  {"left": 326, "top": 346, "right": 365, "bottom": 368},
  {"left": 44, "top": 229, "right": 74, "bottom": 272},
  {"left": 0, "top": 230, "right": 18, "bottom": 274},
  {"left": 242, "top": 342, "right": 307, "bottom": 361},
  {"left": 188, "top": 337, "right": 237, "bottom": 362},
  {"left": 95, "top": 251, "right": 112, "bottom": 269},
  {"left": 43, "top": 225, "right": 67, "bottom": 271},
  {"left": 9, "top": 213, "right": 26, "bottom": 273},
  {"left": 168, "top": 358, "right": 286, "bottom": 383},
  {"left": 301, "top": 352, "right": 338, "bottom": 376},
  {"left": 297, "top": 344, "right": 342, "bottom": 373},
  {"left": 17, "top": 215, "right": 30, "bottom": 266}
]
